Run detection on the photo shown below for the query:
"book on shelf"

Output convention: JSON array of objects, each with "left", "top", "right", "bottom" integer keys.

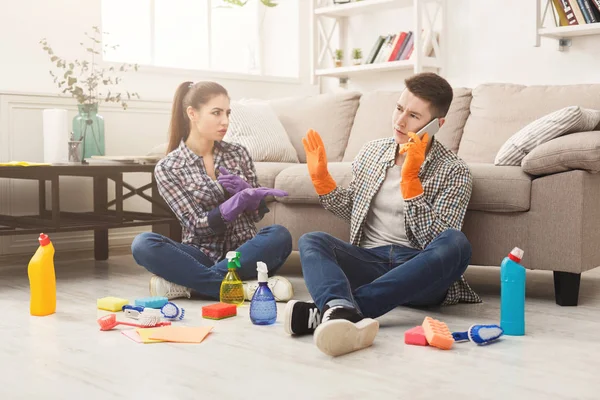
[
  {"left": 556, "top": 0, "right": 600, "bottom": 24},
  {"left": 552, "top": 0, "right": 576, "bottom": 25},
  {"left": 363, "top": 29, "right": 436, "bottom": 66}
]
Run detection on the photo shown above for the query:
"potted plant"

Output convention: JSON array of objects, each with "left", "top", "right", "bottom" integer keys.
[
  {"left": 352, "top": 48, "right": 362, "bottom": 65},
  {"left": 40, "top": 26, "right": 140, "bottom": 160},
  {"left": 334, "top": 49, "right": 344, "bottom": 67}
]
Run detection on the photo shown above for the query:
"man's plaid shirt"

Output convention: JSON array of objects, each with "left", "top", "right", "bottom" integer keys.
[
  {"left": 320, "top": 137, "right": 482, "bottom": 305},
  {"left": 154, "top": 140, "right": 266, "bottom": 264}
]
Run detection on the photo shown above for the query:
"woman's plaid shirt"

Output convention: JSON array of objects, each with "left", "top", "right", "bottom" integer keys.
[
  {"left": 319, "top": 137, "right": 482, "bottom": 305},
  {"left": 154, "top": 140, "right": 266, "bottom": 263}
]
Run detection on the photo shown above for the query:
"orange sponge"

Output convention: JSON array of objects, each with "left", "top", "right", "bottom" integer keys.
[
  {"left": 202, "top": 302, "right": 237, "bottom": 320},
  {"left": 422, "top": 316, "right": 454, "bottom": 350}
]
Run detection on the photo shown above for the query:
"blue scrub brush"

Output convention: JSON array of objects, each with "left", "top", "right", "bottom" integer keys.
[
  {"left": 161, "top": 302, "right": 185, "bottom": 321},
  {"left": 452, "top": 324, "right": 504, "bottom": 345}
]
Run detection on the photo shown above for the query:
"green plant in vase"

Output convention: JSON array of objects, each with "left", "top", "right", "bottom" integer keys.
[
  {"left": 40, "top": 26, "right": 140, "bottom": 161},
  {"left": 335, "top": 49, "right": 344, "bottom": 67},
  {"left": 352, "top": 48, "right": 362, "bottom": 65}
]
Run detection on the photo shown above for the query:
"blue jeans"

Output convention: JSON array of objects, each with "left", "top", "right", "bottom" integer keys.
[
  {"left": 131, "top": 224, "right": 292, "bottom": 299},
  {"left": 298, "top": 229, "right": 471, "bottom": 318}
]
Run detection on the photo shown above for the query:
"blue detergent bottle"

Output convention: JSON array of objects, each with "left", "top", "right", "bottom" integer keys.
[
  {"left": 249, "top": 262, "right": 277, "bottom": 325},
  {"left": 500, "top": 247, "right": 526, "bottom": 336}
]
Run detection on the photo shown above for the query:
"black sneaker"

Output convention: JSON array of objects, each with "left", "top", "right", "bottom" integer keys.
[
  {"left": 314, "top": 306, "right": 379, "bottom": 357},
  {"left": 283, "top": 300, "right": 321, "bottom": 336}
]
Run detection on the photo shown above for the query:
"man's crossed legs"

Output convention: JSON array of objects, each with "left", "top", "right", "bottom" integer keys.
[{"left": 284, "top": 229, "right": 471, "bottom": 357}]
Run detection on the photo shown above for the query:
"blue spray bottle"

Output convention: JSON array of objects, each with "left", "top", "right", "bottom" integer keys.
[
  {"left": 500, "top": 247, "right": 526, "bottom": 336},
  {"left": 249, "top": 262, "right": 277, "bottom": 325}
]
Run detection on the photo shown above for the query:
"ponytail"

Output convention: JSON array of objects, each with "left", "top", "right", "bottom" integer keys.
[
  {"left": 167, "top": 81, "right": 229, "bottom": 153},
  {"left": 167, "top": 81, "right": 193, "bottom": 153}
]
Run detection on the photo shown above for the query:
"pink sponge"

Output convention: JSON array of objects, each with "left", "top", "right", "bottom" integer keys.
[{"left": 404, "top": 325, "right": 429, "bottom": 346}]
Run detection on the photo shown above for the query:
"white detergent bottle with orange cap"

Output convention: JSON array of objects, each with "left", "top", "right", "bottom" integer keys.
[{"left": 28, "top": 233, "right": 56, "bottom": 316}]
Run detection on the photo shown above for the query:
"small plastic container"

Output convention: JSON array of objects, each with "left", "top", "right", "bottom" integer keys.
[
  {"left": 500, "top": 247, "right": 526, "bottom": 336},
  {"left": 249, "top": 262, "right": 277, "bottom": 325},
  {"left": 220, "top": 251, "right": 244, "bottom": 306},
  {"left": 28, "top": 233, "right": 56, "bottom": 316}
]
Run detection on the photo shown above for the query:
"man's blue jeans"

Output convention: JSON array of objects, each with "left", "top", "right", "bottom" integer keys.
[
  {"left": 298, "top": 229, "right": 471, "bottom": 318},
  {"left": 131, "top": 224, "right": 292, "bottom": 299}
]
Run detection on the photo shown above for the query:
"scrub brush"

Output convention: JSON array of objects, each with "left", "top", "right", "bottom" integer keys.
[
  {"left": 452, "top": 324, "right": 504, "bottom": 345},
  {"left": 97, "top": 313, "right": 171, "bottom": 331}
]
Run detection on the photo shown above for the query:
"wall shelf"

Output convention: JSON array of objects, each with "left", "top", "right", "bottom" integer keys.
[
  {"left": 311, "top": 0, "right": 445, "bottom": 85},
  {"left": 538, "top": 24, "right": 600, "bottom": 39},
  {"left": 315, "top": 58, "right": 439, "bottom": 79},
  {"left": 314, "top": 0, "right": 412, "bottom": 18},
  {"left": 535, "top": 0, "right": 600, "bottom": 50}
]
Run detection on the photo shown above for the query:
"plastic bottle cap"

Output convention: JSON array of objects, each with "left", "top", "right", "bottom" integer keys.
[
  {"left": 508, "top": 247, "right": 524, "bottom": 263},
  {"left": 256, "top": 262, "right": 269, "bottom": 283},
  {"left": 38, "top": 233, "right": 50, "bottom": 247},
  {"left": 226, "top": 251, "right": 241, "bottom": 269}
]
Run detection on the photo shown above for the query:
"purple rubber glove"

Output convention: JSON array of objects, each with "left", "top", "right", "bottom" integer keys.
[
  {"left": 217, "top": 166, "right": 252, "bottom": 194},
  {"left": 219, "top": 187, "right": 288, "bottom": 222}
]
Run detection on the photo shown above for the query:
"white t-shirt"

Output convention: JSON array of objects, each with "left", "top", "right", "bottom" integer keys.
[{"left": 360, "top": 164, "right": 414, "bottom": 249}]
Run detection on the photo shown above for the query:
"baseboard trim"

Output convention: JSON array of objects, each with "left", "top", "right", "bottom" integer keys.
[{"left": 0, "top": 243, "right": 133, "bottom": 266}]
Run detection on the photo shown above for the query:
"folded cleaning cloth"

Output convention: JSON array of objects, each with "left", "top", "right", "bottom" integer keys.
[{"left": 0, "top": 161, "right": 51, "bottom": 167}]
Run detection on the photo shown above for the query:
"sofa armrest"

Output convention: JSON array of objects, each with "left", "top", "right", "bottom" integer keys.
[{"left": 521, "top": 131, "right": 600, "bottom": 176}]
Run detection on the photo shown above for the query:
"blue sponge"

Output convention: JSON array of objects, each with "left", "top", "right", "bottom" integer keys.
[{"left": 135, "top": 296, "right": 168, "bottom": 309}]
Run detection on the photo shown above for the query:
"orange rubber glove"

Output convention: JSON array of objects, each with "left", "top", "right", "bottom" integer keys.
[
  {"left": 302, "top": 129, "right": 337, "bottom": 195},
  {"left": 398, "top": 132, "right": 429, "bottom": 199}
]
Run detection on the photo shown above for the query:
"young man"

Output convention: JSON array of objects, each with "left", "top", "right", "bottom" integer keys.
[{"left": 284, "top": 72, "right": 482, "bottom": 357}]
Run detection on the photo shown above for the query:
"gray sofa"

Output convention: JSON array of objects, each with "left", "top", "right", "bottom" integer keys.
[{"left": 250, "top": 83, "right": 600, "bottom": 306}]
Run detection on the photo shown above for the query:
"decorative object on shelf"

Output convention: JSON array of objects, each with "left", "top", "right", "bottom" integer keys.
[
  {"left": 352, "top": 48, "right": 363, "bottom": 65},
  {"left": 68, "top": 132, "right": 83, "bottom": 163},
  {"left": 40, "top": 26, "right": 140, "bottom": 160},
  {"left": 335, "top": 49, "right": 344, "bottom": 67},
  {"left": 333, "top": 0, "right": 351, "bottom": 4}
]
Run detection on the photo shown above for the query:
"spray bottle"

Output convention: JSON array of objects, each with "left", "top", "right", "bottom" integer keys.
[
  {"left": 220, "top": 251, "right": 244, "bottom": 306},
  {"left": 500, "top": 247, "right": 526, "bottom": 336},
  {"left": 249, "top": 262, "right": 277, "bottom": 325},
  {"left": 28, "top": 233, "right": 56, "bottom": 316}
]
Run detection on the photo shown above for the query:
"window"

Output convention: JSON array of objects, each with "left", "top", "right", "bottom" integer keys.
[{"left": 101, "top": 0, "right": 299, "bottom": 78}]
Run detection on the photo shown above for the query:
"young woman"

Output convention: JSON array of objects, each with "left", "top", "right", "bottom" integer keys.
[{"left": 131, "top": 81, "right": 294, "bottom": 302}]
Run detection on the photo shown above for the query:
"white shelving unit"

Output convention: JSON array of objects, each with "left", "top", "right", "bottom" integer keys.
[
  {"left": 311, "top": 0, "right": 446, "bottom": 84},
  {"left": 535, "top": 0, "right": 600, "bottom": 50}
]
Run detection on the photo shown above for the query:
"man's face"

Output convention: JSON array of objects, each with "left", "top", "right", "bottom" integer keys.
[{"left": 392, "top": 89, "right": 435, "bottom": 145}]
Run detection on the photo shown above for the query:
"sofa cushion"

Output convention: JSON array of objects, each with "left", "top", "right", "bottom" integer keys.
[
  {"left": 269, "top": 92, "right": 361, "bottom": 163},
  {"left": 467, "top": 163, "right": 532, "bottom": 212},
  {"left": 224, "top": 101, "right": 299, "bottom": 163},
  {"left": 494, "top": 106, "right": 600, "bottom": 166},
  {"left": 521, "top": 131, "right": 600, "bottom": 176},
  {"left": 459, "top": 83, "right": 600, "bottom": 163},
  {"left": 342, "top": 88, "right": 472, "bottom": 161},
  {"left": 254, "top": 162, "right": 297, "bottom": 189},
  {"left": 274, "top": 162, "right": 353, "bottom": 203},
  {"left": 436, "top": 88, "right": 472, "bottom": 154}
]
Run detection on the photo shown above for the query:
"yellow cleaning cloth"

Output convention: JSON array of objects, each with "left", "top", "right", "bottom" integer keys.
[{"left": 0, "top": 161, "right": 51, "bottom": 167}]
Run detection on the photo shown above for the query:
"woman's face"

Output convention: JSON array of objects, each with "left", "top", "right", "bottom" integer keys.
[{"left": 188, "top": 94, "right": 231, "bottom": 141}]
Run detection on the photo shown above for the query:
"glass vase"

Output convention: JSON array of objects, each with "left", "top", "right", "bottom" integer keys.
[{"left": 73, "top": 103, "right": 105, "bottom": 160}]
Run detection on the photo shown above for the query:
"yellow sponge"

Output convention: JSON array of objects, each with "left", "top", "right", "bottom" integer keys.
[{"left": 97, "top": 297, "right": 129, "bottom": 312}]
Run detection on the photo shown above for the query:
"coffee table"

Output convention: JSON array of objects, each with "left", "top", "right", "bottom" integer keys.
[{"left": 0, "top": 163, "right": 181, "bottom": 260}]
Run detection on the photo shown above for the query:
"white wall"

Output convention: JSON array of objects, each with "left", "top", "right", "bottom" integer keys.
[{"left": 321, "top": 0, "right": 600, "bottom": 92}]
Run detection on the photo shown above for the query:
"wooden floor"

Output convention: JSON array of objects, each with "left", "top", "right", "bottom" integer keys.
[{"left": 1, "top": 253, "right": 599, "bottom": 400}]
